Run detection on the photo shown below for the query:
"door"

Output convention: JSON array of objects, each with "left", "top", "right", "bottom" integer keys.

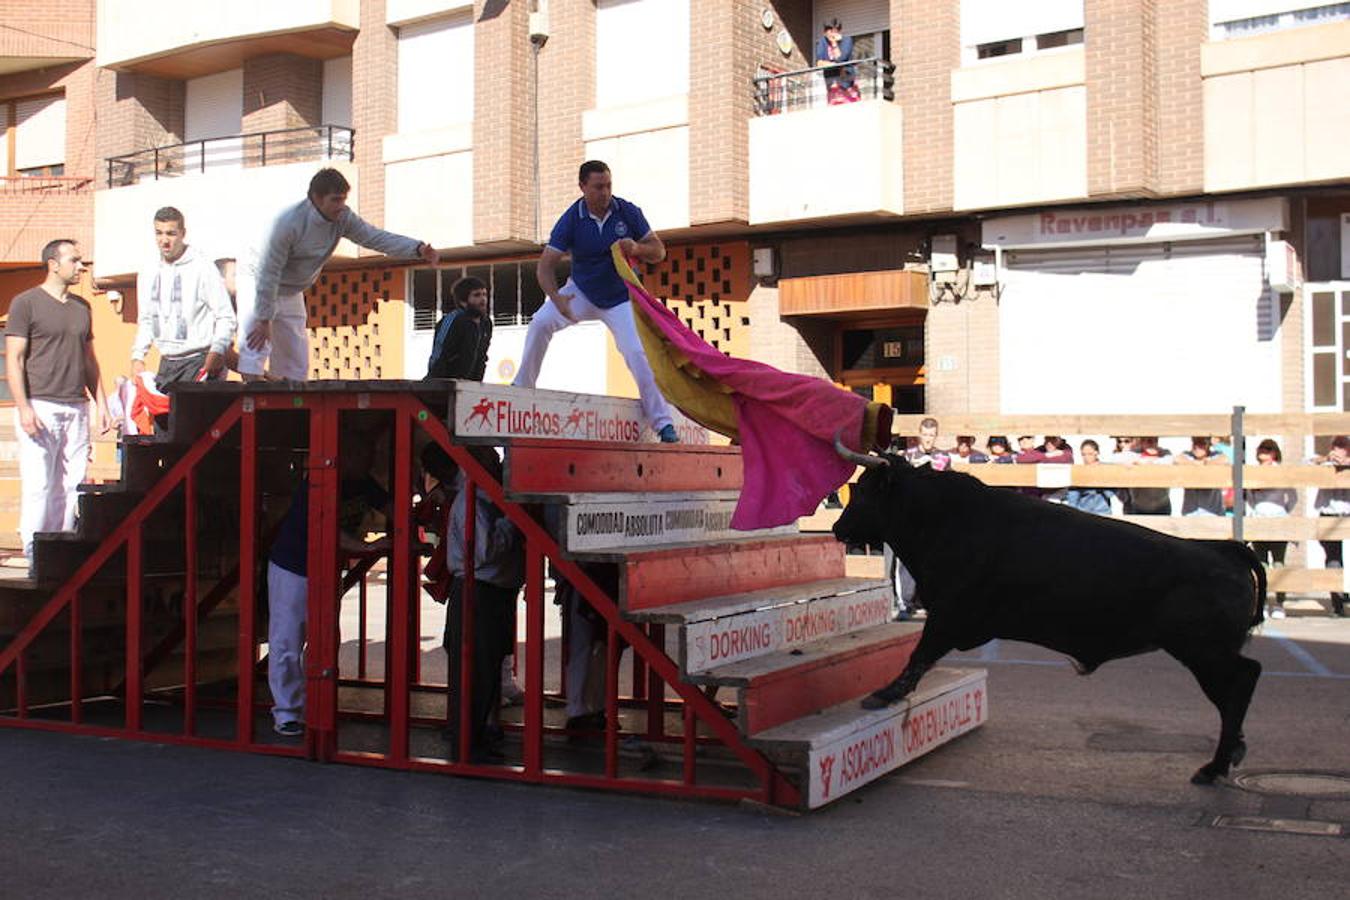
[{"left": 1305, "top": 282, "right": 1350, "bottom": 420}]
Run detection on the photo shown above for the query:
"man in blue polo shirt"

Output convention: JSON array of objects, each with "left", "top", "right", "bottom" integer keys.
[{"left": 514, "top": 160, "right": 678, "bottom": 442}]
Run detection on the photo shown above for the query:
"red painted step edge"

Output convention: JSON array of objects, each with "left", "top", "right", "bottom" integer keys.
[
  {"left": 505, "top": 441, "right": 744, "bottom": 494},
  {"left": 740, "top": 630, "right": 921, "bottom": 735},
  {"left": 621, "top": 536, "right": 845, "bottom": 611}
]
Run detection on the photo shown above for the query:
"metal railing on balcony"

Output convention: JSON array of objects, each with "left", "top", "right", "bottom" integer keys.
[
  {"left": 753, "top": 57, "right": 895, "bottom": 116},
  {"left": 0, "top": 176, "right": 93, "bottom": 194},
  {"left": 104, "top": 125, "right": 355, "bottom": 189}
]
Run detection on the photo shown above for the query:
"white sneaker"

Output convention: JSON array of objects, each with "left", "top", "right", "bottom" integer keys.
[{"left": 1269, "top": 607, "right": 1286, "bottom": 620}]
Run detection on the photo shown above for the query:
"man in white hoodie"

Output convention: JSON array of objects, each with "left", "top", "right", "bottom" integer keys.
[
  {"left": 131, "top": 206, "right": 237, "bottom": 391},
  {"left": 238, "top": 167, "right": 439, "bottom": 381}
]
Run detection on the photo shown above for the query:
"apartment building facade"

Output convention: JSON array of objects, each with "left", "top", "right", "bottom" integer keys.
[{"left": 0, "top": 0, "right": 1348, "bottom": 424}]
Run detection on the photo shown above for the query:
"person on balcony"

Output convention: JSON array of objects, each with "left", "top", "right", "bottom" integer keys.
[
  {"left": 238, "top": 168, "right": 439, "bottom": 381},
  {"left": 514, "top": 160, "right": 679, "bottom": 443},
  {"left": 815, "top": 18, "right": 859, "bottom": 105},
  {"left": 130, "top": 207, "right": 236, "bottom": 429},
  {"left": 5, "top": 239, "right": 111, "bottom": 568}
]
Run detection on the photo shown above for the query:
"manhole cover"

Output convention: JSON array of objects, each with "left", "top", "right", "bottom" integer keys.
[{"left": 1232, "top": 771, "right": 1350, "bottom": 799}]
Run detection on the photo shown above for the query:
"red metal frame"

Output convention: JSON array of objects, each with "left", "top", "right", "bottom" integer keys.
[{"left": 0, "top": 388, "right": 800, "bottom": 806}]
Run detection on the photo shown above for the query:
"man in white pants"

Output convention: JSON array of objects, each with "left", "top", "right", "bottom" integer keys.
[
  {"left": 4, "top": 239, "right": 110, "bottom": 566},
  {"left": 515, "top": 160, "right": 678, "bottom": 443},
  {"left": 239, "top": 167, "right": 439, "bottom": 380}
]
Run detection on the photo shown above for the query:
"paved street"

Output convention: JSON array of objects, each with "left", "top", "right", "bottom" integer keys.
[{"left": 1, "top": 615, "right": 1346, "bottom": 899}]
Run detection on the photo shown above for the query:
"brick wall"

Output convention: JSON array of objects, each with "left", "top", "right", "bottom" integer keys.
[
  {"left": 896, "top": 0, "right": 958, "bottom": 214},
  {"left": 95, "top": 71, "right": 185, "bottom": 163},
  {"left": 352, "top": 0, "right": 397, "bottom": 234},
  {"left": 0, "top": 0, "right": 95, "bottom": 60},
  {"left": 534, "top": 0, "right": 595, "bottom": 243},
  {"left": 689, "top": 1, "right": 809, "bottom": 227},
  {"left": 1085, "top": 0, "right": 1157, "bottom": 198},
  {"left": 1153, "top": 1, "right": 1205, "bottom": 196},
  {"left": 924, "top": 292, "right": 1000, "bottom": 415},
  {"left": 473, "top": 0, "right": 534, "bottom": 245},
  {"left": 241, "top": 54, "right": 323, "bottom": 135}
]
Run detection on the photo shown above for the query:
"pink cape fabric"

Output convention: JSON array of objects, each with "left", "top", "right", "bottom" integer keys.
[{"left": 625, "top": 280, "right": 874, "bottom": 530}]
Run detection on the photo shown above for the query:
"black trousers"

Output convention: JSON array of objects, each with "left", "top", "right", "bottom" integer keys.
[
  {"left": 1319, "top": 514, "right": 1347, "bottom": 602},
  {"left": 443, "top": 577, "right": 517, "bottom": 759},
  {"left": 153, "top": 351, "right": 224, "bottom": 431}
]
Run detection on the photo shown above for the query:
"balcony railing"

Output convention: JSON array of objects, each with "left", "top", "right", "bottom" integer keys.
[
  {"left": 0, "top": 176, "right": 93, "bottom": 194},
  {"left": 104, "top": 125, "right": 355, "bottom": 189},
  {"left": 753, "top": 58, "right": 895, "bottom": 116}
]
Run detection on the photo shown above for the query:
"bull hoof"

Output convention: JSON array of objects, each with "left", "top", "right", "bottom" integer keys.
[
  {"left": 1230, "top": 740, "right": 1247, "bottom": 769},
  {"left": 1190, "top": 764, "right": 1225, "bottom": 786},
  {"left": 860, "top": 692, "right": 895, "bottom": 710}
]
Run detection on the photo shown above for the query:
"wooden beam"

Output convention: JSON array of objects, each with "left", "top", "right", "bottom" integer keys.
[
  {"left": 894, "top": 413, "right": 1350, "bottom": 437},
  {"left": 780, "top": 270, "right": 929, "bottom": 317}
]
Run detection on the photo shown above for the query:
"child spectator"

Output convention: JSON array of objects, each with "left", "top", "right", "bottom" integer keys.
[
  {"left": 951, "top": 435, "right": 988, "bottom": 464},
  {"left": 987, "top": 435, "right": 1014, "bottom": 464},
  {"left": 1063, "top": 439, "right": 1113, "bottom": 515},
  {"left": 1178, "top": 436, "right": 1225, "bottom": 516},
  {"left": 1122, "top": 436, "right": 1173, "bottom": 515}
]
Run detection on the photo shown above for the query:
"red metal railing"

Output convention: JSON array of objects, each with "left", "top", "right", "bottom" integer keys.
[{"left": 0, "top": 388, "right": 799, "bottom": 806}]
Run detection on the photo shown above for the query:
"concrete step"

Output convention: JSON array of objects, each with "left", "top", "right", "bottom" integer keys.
[
  {"left": 584, "top": 533, "right": 844, "bottom": 612},
  {"left": 555, "top": 491, "right": 794, "bottom": 554},
  {"left": 750, "top": 667, "right": 989, "bottom": 809},
  {"left": 695, "top": 621, "right": 923, "bottom": 735},
  {"left": 449, "top": 381, "right": 711, "bottom": 445},
  {"left": 628, "top": 577, "right": 893, "bottom": 674}
]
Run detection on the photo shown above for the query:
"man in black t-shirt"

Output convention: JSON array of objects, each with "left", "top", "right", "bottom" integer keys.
[{"left": 4, "top": 239, "right": 110, "bottom": 564}]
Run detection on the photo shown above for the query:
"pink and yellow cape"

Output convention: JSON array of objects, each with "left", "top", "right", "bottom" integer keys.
[{"left": 614, "top": 245, "right": 891, "bottom": 530}]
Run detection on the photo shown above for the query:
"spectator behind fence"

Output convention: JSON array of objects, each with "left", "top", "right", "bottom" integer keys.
[
  {"left": 987, "top": 435, "right": 1014, "bottom": 464},
  {"left": 951, "top": 435, "right": 988, "bottom": 464},
  {"left": 1063, "top": 439, "right": 1113, "bottom": 515},
  {"left": 1178, "top": 436, "right": 1226, "bottom": 516},
  {"left": 815, "top": 18, "right": 858, "bottom": 104},
  {"left": 1121, "top": 436, "right": 1173, "bottom": 515},
  {"left": 904, "top": 417, "right": 949, "bottom": 470},
  {"left": 1246, "top": 438, "right": 1296, "bottom": 619},
  {"left": 1015, "top": 435, "right": 1074, "bottom": 501},
  {"left": 1311, "top": 435, "right": 1349, "bottom": 617}
]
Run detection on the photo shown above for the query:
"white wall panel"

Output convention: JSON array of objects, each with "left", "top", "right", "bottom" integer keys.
[
  {"left": 596, "top": 0, "right": 689, "bottom": 108},
  {"left": 398, "top": 13, "right": 474, "bottom": 133},
  {"left": 962, "top": 0, "right": 1082, "bottom": 48},
  {"left": 14, "top": 95, "right": 66, "bottom": 170}
]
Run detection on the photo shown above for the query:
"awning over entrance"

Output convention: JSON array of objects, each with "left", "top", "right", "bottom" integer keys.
[{"left": 779, "top": 268, "right": 929, "bottom": 317}]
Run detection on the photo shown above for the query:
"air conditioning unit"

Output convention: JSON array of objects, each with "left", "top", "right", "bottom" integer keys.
[
  {"left": 752, "top": 246, "right": 775, "bottom": 277},
  {"left": 930, "top": 234, "right": 959, "bottom": 274},
  {"left": 1266, "top": 237, "right": 1299, "bottom": 292}
]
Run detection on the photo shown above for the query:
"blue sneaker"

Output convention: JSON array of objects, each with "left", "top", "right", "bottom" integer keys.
[{"left": 657, "top": 424, "right": 679, "bottom": 443}]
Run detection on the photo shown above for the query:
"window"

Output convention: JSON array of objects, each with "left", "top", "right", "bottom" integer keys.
[
  {"left": 1211, "top": 2, "right": 1350, "bottom": 39},
  {"left": 398, "top": 13, "right": 474, "bottom": 132},
  {"left": 1, "top": 93, "right": 66, "bottom": 177},
  {"left": 595, "top": 0, "right": 689, "bottom": 108},
  {"left": 410, "top": 259, "right": 569, "bottom": 330},
  {"left": 962, "top": 0, "right": 1083, "bottom": 64}
]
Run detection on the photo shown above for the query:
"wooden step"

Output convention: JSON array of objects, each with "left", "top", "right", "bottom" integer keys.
[
  {"left": 750, "top": 668, "right": 988, "bottom": 809},
  {"left": 504, "top": 441, "right": 742, "bottom": 498},
  {"left": 629, "top": 577, "right": 893, "bottom": 674},
  {"left": 449, "top": 381, "right": 711, "bottom": 445},
  {"left": 697, "top": 621, "right": 922, "bottom": 735},
  {"left": 580, "top": 534, "right": 844, "bottom": 612},
  {"left": 557, "top": 491, "right": 794, "bottom": 553}
]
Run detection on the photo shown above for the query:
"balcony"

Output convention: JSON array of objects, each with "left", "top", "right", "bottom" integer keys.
[
  {"left": 0, "top": 176, "right": 93, "bottom": 264},
  {"left": 96, "top": 0, "right": 358, "bottom": 78},
  {"left": 94, "top": 126, "right": 358, "bottom": 279},
  {"left": 748, "top": 60, "right": 902, "bottom": 226}
]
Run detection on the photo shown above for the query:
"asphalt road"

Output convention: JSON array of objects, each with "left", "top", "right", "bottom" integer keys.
[{"left": 1, "top": 617, "right": 1346, "bottom": 899}]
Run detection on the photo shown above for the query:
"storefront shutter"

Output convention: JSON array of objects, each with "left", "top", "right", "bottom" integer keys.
[{"left": 15, "top": 95, "right": 65, "bottom": 171}]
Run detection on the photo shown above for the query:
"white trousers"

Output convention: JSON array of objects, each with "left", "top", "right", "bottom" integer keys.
[
  {"left": 237, "top": 271, "right": 309, "bottom": 380},
  {"left": 267, "top": 561, "right": 308, "bottom": 726},
  {"left": 514, "top": 279, "right": 673, "bottom": 432},
  {"left": 564, "top": 592, "right": 602, "bottom": 719},
  {"left": 15, "top": 399, "right": 89, "bottom": 559}
]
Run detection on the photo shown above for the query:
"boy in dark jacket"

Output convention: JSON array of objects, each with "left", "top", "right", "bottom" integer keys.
[{"left": 426, "top": 276, "right": 492, "bottom": 380}]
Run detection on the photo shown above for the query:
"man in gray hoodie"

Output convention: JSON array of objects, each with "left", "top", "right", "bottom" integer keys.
[{"left": 239, "top": 168, "right": 439, "bottom": 380}]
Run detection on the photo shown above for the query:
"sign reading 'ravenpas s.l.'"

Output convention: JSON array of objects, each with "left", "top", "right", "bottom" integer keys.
[{"left": 449, "top": 382, "right": 711, "bottom": 444}]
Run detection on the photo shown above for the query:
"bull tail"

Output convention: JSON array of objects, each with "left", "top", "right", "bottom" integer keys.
[{"left": 1205, "top": 540, "right": 1266, "bottom": 628}]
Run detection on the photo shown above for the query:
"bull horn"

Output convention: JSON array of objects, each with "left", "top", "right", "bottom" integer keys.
[{"left": 834, "top": 427, "right": 888, "bottom": 469}]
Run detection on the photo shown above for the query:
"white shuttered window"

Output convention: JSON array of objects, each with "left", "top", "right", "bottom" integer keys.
[
  {"left": 398, "top": 13, "right": 475, "bottom": 133},
  {"left": 15, "top": 95, "right": 66, "bottom": 172},
  {"left": 596, "top": 0, "right": 690, "bottom": 108},
  {"left": 961, "top": 0, "right": 1083, "bottom": 49},
  {"left": 813, "top": 1, "right": 890, "bottom": 37}
]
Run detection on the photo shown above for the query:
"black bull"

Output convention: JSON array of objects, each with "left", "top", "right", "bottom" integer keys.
[{"left": 832, "top": 448, "right": 1265, "bottom": 786}]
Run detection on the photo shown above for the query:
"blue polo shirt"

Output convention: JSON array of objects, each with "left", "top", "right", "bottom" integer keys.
[{"left": 547, "top": 197, "right": 652, "bottom": 309}]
